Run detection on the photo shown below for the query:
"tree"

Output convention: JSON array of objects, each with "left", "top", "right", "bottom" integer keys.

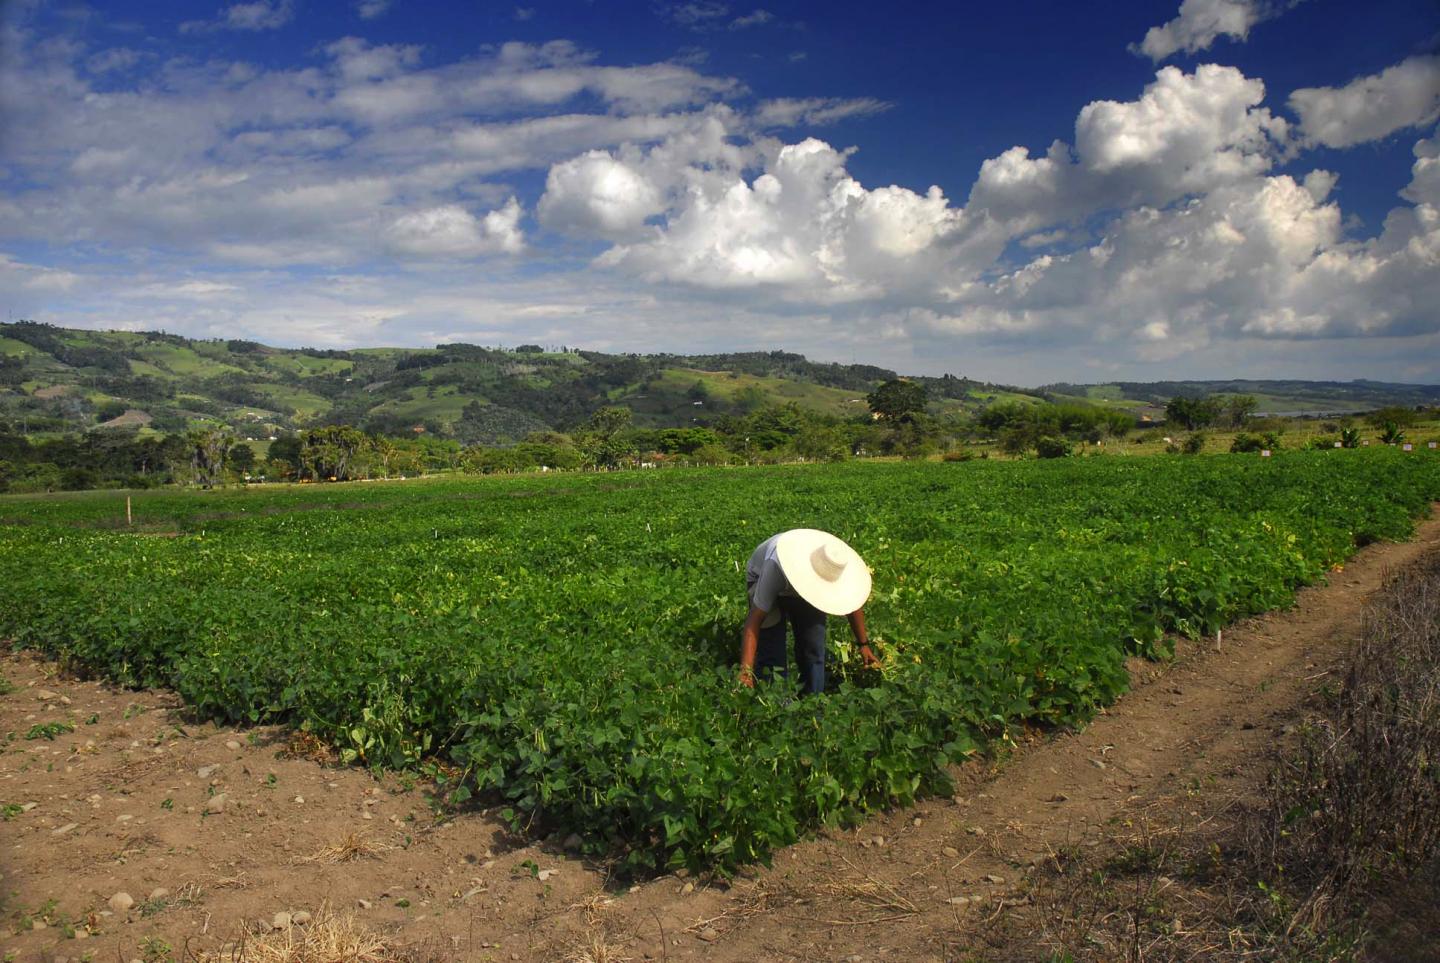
[
  {"left": 228, "top": 442, "right": 257, "bottom": 474},
  {"left": 268, "top": 435, "right": 303, "bottom": 472},
  {"left": 299, "top": 425, "right": 371, "bottom": 481},
  {"left": 866, "top": 379, "right": 928, "bottom": 422},
  {"left": 1223, "top": 395, "right": 1257, "bottom": 428},
  {"left": 579, "top": 406, "right": 634, "bottom": 468},
  {"left": 1164, "top": 395, "right": 1222, "bottom": 430},
  {"left": 186, "top": 426, "right": 236, "bottom": 488}
]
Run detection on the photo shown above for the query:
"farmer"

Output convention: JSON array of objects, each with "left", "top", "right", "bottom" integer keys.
[{"left": 739, "top": 528, "right": 880, "bottom": 694}]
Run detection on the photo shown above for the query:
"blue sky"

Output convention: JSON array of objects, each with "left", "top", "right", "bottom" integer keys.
[{"left": 1, "top": 0, "right": 1438, "bottom": 385}]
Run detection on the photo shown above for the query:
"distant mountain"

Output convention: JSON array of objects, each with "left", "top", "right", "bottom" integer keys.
[
  {"left": 1039, "top": 379, "right": 1440, "bottom": 415},
  {"left": 0, "top": 322, "right": 1041, "bottom": 442}
]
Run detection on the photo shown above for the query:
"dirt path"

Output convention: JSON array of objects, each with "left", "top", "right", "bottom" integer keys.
[{"left": 3, "top": 510, "right": 1438, "bottom": 963}]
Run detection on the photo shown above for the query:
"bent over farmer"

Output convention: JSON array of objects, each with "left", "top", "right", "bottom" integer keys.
[{"left": 739, "top": 529, "right": 880, "bottom": 694}]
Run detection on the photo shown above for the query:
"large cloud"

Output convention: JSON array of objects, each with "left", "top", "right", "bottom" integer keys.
[
  {"left": 573, "top": 138, "right": 977, "bottom": 301},
  {"left": 0, "top": 25, "right": 747, "bottom": 266},
  {"left": 1289, "top": 55, "right": 1440, "bottom": 148},
  {"left": 969, "top": 65, "right": 1287, "bottom": 231}
]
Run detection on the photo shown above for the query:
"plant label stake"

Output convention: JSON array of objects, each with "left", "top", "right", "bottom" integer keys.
[
  {"left": 1261, "top": 450, "right": 1271, "bottom": 457},
  {"left": 126, "top": 496, "right": 132, "bottom": 527}
]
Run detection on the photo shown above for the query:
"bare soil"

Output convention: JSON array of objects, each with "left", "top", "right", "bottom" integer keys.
[{"left": 3, "top": 509, "right": 1438, "bottom": 963}]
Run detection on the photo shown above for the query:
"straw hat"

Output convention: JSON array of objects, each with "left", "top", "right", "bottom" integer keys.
[{"left": 774, "top": 529, "right": 873, "bottom": 616}]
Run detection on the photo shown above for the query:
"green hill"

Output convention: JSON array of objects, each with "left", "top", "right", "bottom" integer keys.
[
  {"left": 1039, "top": 379, "right": 1440, "bottom": 415},
  {"left": 8, "top": 322, "right": 1434, "bottom": 445},
  {"left": 0, "top": 322, "right": 1039, "bottom": 443}
]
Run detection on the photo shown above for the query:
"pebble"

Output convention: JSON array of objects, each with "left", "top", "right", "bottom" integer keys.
[
  {"left": 52, "top": 822, "right": 79, "bottom": 835},
  {"left": 272, "top": 911, "right": 292, "bottom": 929},
  {"left": 293, "top": 796, "right": 305, "bottom": 804},
  {"left": 109, "top": 892, "right": 135, "bottom": 914},
  {"left": 36, "top": 690, "right": 59, "bottom": 701},
  {"left": 197, "top": 765, "right": 221, "bottom": 779},
  {"left": 680, "top": 882, "right": 694, "bottom": 896},
  {"left": 946, "top": 895, "right": 971, "bottom": 905},
  {"left": 562, "top": 832, "right": 583, "bottom": 852},
  {"left": 984, "top": 874, "right": 1005, "bottom": 884},
  {"left": 965, "top": 826, "right": 985, "bottom": 836},
  {"left": 912, "top": 817, "right": 922, "bottom": 827},
  {"left": 942, "top": 846, "right": 960, "bottom": 859},
  {"left": 697, "top": 927, "right": 720, "bottom": 942},
  {"left": 148, "top": 888, "right": 169, "bottom": 902},
  {"left": 225, "top": 740, "right": 242, "bottom": 751},
  {"left": 292, "top": 911, "right": 312, "bottom": 925},
  {"left": 205, "top": 793, "right": 228, "bottom": 815},
  {"left": 21, "top": 802, "right": 37, "bottom": 812},
  {"left": 357, "top": 899, "right": 372, "bottom": 910}
]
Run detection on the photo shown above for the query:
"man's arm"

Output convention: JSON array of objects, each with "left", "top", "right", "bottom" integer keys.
[
  {"left": 739, "top": 605, "right": 768, "bottom": 687},
  {"left": 847, "top": 608, "right": 881, "bottom": 668}
]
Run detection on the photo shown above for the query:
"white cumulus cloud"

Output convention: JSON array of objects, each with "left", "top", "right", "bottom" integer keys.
[
  {"left": 1290, "top": 55, "right": 1440, "bottom": 149},
  {"left": 969, "top": 64, "right": 1287, "bottom": 232},
  {"left": 386, "top": 199, "right": 526, "bottom": 257},
  {"left": 1133, "top": 0, "right": 1291, "bottom": 62},
  {"left": 538, "top": 151, "right": 666, "bottom": 239}
]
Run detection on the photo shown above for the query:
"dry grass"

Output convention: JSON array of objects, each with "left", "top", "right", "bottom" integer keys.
[
  {"left": 560, "top": 932, "right": 634, "bottom": 963},
  {"left": 298, "top": 831, "right": 394, "bottom": 864},
  {"left": 812, "top": 858, "right": 919, "bottom": 918},
  {"left": 957, "top": 551, "right": 1440, "bottom": 963},
  {"left": 1245, "top": 553, "right": 1440, "bottom": 943},
  {"left": 202, "top": 906, "right": 397, "bottom": 963}
]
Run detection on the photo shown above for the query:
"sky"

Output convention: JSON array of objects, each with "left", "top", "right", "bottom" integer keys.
[{"left": 1, "top": 0, "right": 1438, "bottom": 386}]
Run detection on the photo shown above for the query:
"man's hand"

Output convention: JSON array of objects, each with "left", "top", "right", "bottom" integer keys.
[
  {"left": 738, "top": 665, "right": 755, "bottom": 688},
  {"left": 859, "top": 643, "right": 882, "bottom": 669}
]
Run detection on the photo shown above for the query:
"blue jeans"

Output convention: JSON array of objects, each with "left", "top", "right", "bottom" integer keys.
[{"left": 755, "top": 595, "right": 828, "bottom": 696}]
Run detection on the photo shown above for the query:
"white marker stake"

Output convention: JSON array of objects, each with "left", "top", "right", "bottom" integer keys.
[
  {"left": 1334, "top": 441, "right": 1342, "bottom": 448},
  {"left": 1403, "top": 443, "right": 1413, "bottom": 451},
  {"left": 1261, "top": 450, "right": 1271, "bottom": 457},
  {"left": 1430, "top": 442, "right": 1438, "bottom": 449}
]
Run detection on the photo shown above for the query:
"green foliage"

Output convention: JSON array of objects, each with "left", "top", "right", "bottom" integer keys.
[
  {"left": 1164, "top": 395, "right": 1223, "bottom": 430},
  {"left": 1182, "top": 433, "right": 1206, "bottom": 455},
  {"left": 1379, "top": 421, "right": 1406, "bottom": 445},
  {"left": 0, "top": 453, "right": 1436, "bottom": 874},
  {"left": 26, "top": 721, "right": 74, "bottom": 740},
  {"left": 1231, "top": 432, "right": 1283, "bottom": 454},
  {"left": 1034, "top": 436, "right": 1071, "bottom": 459},
  {"left": 866, "top": 379, "right": 928, "bottom": 422}
]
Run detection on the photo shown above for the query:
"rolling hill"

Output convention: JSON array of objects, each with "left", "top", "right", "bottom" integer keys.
[{"left": 0, "top": 322, "right": 1036, "bottom": 443}]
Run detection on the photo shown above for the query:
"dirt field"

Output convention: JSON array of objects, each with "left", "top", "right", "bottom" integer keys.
[{"left": 4, "top": 510, "right": 1439, "bottom": 963}]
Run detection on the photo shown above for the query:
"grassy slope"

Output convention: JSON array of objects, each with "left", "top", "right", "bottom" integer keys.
[{"left": 5, "top": 324, "right": 1436, "bottom": 440}]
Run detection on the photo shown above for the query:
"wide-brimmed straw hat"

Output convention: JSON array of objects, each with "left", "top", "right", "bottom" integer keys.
[{"left": 774, "top": 529, "right": 872, "bottom": 616}]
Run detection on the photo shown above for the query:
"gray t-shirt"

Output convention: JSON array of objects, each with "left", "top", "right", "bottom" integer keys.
[{"left": 746, "top": 533, "right": 797, "bottom": 626}]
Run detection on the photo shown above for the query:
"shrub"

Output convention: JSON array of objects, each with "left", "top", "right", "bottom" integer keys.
[
  {"left": 1035, "top": 436, "right": 1071, "bottom": 459},
  {"left": 1182, "top": 433, "right": 1206, "bottom": 455}
]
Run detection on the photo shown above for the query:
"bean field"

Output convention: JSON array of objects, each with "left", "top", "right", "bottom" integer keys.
[{"left": 1, "top": 451, "right": 1436, "bottom": 873}]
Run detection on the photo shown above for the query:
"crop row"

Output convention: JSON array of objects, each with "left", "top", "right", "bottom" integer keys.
[{"left": 0, "top": 451, "right": 1436, "bottom": 872}]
